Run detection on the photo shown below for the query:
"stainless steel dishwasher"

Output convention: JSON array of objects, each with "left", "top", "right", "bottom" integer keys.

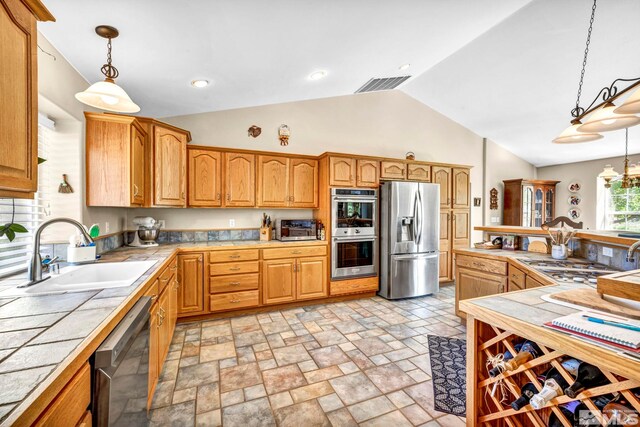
[{"left": 93, "top": 296, "right": 152, "bottom": 426}]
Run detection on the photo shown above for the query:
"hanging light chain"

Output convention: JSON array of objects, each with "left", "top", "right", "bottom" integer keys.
[
  {"left": 571, "top": 0, "right": 597, "bottom": 118},
  {"left": 100, "top": 37, "right": 120, "bottom": 81}
]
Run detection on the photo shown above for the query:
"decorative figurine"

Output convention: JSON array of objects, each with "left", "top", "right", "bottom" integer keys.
[
  {"left": 248, "top": 125, "right": 261, "bottom": 138},
  {"left": 278, "top": 124, "right": 290, "bottom": 146}
]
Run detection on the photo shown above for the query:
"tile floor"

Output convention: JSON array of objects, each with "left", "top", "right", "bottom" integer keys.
[{"left": 149, "top": 284, "right": 466, "bottom": 426}]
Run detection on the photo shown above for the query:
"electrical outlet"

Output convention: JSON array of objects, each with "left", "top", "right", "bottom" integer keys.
[
  {"left": 105, "top": 222, "right": 110, "bottom": 233},
  {"left": 157, "top": 220, "right": 166, "bottom": 229},
  {"left": 602, "top": 247, "right": 613, "bottom": 257},
  {"left": 229, "top": 219, "right": 235, "bottom": 228}
]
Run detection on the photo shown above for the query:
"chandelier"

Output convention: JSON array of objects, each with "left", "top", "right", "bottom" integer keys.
[
  {"left": 598, "top": 129, "right": 640, "bottom": 189},
  {"left": 552, "top": 0, "right": 640, "bottom": 144},
  {"left": 75, "top": 25, "right": 140, "bottom": 113}
]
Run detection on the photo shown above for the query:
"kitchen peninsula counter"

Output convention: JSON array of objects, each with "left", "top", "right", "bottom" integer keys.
[{"left": 0, "top": 239, "right": 327, "bottom": 426}]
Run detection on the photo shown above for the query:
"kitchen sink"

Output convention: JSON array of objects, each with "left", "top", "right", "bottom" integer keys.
[{"left": 2, "top": 261, "right": 157, "bottom": 297}]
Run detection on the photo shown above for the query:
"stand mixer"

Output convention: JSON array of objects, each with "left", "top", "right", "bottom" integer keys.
[{"left": 129, "top": 216, "right": 161, "bottom": 247}]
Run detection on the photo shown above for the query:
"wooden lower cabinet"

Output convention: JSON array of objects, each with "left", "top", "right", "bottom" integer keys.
[
  {"left": 509, "top": 265, "right": 526, "bottom": 291},
  {"left": 210, "top": 290, "right": 260, "bottom": 312},
  {"left": 148, "top": 298, "right": 160, "bottom": 408},
  {"left": 263, "top": 259, "right": 297, "bottom": 305},
  {"left": 525, "top": 276, "right": 545, "bottom": 289},
  {"left": 34, "top": 363, "right": 91, "bottom": 427},
  {"left": 297, "top": 257, "right": 327, "bottom": 300},
  {"left": 177, "top": 253, "right": 205, "bottom": 316},
  {"left": 455, "top": 267, "right": 506, "bottom": 318}
]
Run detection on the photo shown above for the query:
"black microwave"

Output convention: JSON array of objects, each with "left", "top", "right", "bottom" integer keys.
[{"left": 275, "top": 219, "right": 317, "bottom": 241}]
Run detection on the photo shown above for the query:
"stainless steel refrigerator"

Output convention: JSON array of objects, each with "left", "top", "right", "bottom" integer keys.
[{"left": 378, "top": 181, "right": 440, "bottom": 299}]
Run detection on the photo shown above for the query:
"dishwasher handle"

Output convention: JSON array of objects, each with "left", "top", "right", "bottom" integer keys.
[{"left": 94, "top": 296, "right": 151, "bottom": 369}]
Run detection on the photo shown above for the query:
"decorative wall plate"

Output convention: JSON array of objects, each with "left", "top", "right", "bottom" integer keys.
[
  {"left": 568, "top": 182, "right": 581, "bottom": 193},
  {"left": 568, "top": 195, "right": 581, "bottom": 206},
  {"left": 568, "top": 208, "right": 581, "bottom": 220}
]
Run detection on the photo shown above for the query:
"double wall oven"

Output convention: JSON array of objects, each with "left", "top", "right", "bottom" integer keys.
[{"left": 331, "top": 188, "right": 378, "bottom": 280}]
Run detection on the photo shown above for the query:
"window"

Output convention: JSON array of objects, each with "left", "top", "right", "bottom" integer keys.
[
  {"left": 0, "top": 121, "right": 52, "bottom": 278},
  {"left": 603, "top": 179, "right": 640, "bottom": 231}
]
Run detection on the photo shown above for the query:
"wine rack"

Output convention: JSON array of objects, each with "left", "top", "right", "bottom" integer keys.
[{"left": 467, "top": 319, "right": 640, "bottom": 427}]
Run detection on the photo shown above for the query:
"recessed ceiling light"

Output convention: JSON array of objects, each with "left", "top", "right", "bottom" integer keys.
[
  {"left": 398, "top": 63, "right": 411, "bottom": 71},
  {"left": 191, "top": 79, "right": 209, "bottom": 88},
  {"left": 309, "top": 71, "right": 327, "bottom": 81}
]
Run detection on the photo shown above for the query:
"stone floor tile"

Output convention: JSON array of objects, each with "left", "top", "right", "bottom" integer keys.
[
  {"left": 244, "top": 383, "right": 267, "bottom": 400},
  {"left": 347, "top": 395, "right": 396, "bottom": 423},
  {"left": 364, "top": 363, "right": 415, "bottom": 393},
  {"left": 318, "top": 392, "right": 344, "bottom": 413},
  {"left": 234, "top": 330, "right": 266, "bottom": 347},
  {"left": 290, "top": 380, "right": 334, "bottom": 403},
  {"left": 196, "top": 382, "right": 220, "bottom": 414},
  {"left": 274, "top": 400, "right": 330, "bottom": 427},
  {"left": 333, "top": 320, "right": 366, "bottom": 334},
  {"left": 405, "top": 381, "right": 440, "bottom": 417},
  {"left": 395, "top": 359, "right": 417, "bottom": 372},
  {"left": 434, "top": 414, "right": 466, "bottom": 427},
  {"left": 407, "top": 368, "right": 431, "bottom": 383},
  {"left": 298, "top": 359, "right": 319, "bottom": 373},
  {"left": 352, "top": 336, "right": 393, "bottom": 356},
  {"left": 195, "top": 409, "right": 221, "bottom": 427},
  {"left": 200, "top": 341, "right": 236, "bottom": 362},
  {"left": 255, "top": 349, "right": 273, "bottom": 361},
  {"left": 387, "top": 390, "right": 415, "bottom": 409},
  {"left": 150, "top": 380, "right": 174, "bottom": 409},
  {"left": 219, "top": 357, "right": 238, "bottom": 369},
  {"left": 172, "top": 386, "right": 196, "bottom": 404},
  {"left": 158, "top": 359, "right": 179, "bottom": 382},
  {"left": 313, "top": 330, "right": 348, "bottom": 347},
  {"left": 262, "top": 364, "right": 307, "bottom": 394},
  {"left": 346, "top": 349, "right": 376, "bottom": 370},
  {"left": 369, "top": 354, "right": 390, "bottom": 366},
  {"left": 401, "top": 403, "right": 432, "bottom": 425},
  {"left": 222, "top": 396, "right": 276, "bottom": 427},
  {"left": 326, "top": 407, "right": 358, "bottom": 427},
  {"left": 236, "top": 346, "right": 257, "bottom": 364},
  {"left": 338, "top": 342, "right": 356, "bottom": 352},
  {"left": 179, "top": 355, "right": 200, "bottom": 368},
  {"left": 272, "top": 343, "right": 312, "bottom": 366},
  {"left": 329, "top": 372, "right": 382, "bottom": 405},
  {"left": 181, "top": 341, "right": 200, "bottom": 358},
  {"left": 303, "top": 366, "right": 344, "bottom": 384},
  {"left": 309, "top": 345, "right": 351, "bottom": 368},
  {"left": 221, "top": 389, "right": 244, "bottom": 407},
  {"left": 149, "top": 400, "right": 195, "bottom": 426},
  {"left": 269, "top": 391, "right": 294, "bottom": 410},
  {"left": 175, "top": 361, "right": 219, "bottom": 390},
  {"left": 219, "top": 362, "right": 262, "bottom": 392},
  {"left": 258, "top": 359, "right": 278, "bottom": 371},
  {"left": 338, "top": 361, "right": 359, "bottom": 375},
  {"left": 360, "top": 409, "right": 413, "bottom": 427}
]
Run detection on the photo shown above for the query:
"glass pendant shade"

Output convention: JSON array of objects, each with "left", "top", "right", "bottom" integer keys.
[
  {"left": 577, "top": 102, "right": 640, "bottom": 133},
  {"left": 75, "top": 80, "right": 140, "bottom": 113},
  {"left": 614, "top": 86, "right": 640, "bottom": 115},
  {"left": 552, "top": 121, "right": 603, "bottom": 144},
  {"left": 598, "top": 164, "right": 618, "bottom": 180},
  {"left": 629, "top": 163, "right": 640, "bottom": 176}
]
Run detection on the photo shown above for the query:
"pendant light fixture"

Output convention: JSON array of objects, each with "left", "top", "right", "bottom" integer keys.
[
  {"left": 598, "top": 128, "right": 640, "bottom": 188},
  {"left": 75, "top": 25, "right": 140, "bottom": 113},
  {"left": 553, "top": 0, "right": 640, "bottom": 143}
]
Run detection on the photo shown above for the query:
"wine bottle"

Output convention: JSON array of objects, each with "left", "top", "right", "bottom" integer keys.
[
  {"left": 510, "top": 382, "right": 538, "bottom": 410},
  {"left": 489, "top": 341, "right": 540, "bottom": 377},
  {"left": 548, "top": 402, "right": 578, "bottom": 427},
  {"left": 529, "top": 368, "right": 570, "bottom": 410},
  {"left": 564, "top": 363, "right": 607, "bottom": 398}
]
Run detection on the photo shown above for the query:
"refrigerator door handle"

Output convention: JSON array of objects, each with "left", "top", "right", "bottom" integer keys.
[
  {"left": 392, "top": 252, "right": 437, "bottom": 260},
  {"left": 416, "top": 190, "right": 423, "bottom": 246},
  {"left": 412, "top": 192, "right": 418, "bottom": 244}
]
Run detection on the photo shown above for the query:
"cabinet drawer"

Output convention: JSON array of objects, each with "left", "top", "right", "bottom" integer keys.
[
  {"left": 210, "top": 290, "right": 260, "bottom": 312},
  {"left": 525, "top": 276, "right": 545, "bottom": 289},
  {"left": 330, "top": 277, "right": 379, "bottom": 295},
  {"left": 158, "top": 259, "right": 177, "bottom": 293},
  {"left": 210, "top": 261, "right": 260, "bottom": 276},
  {"left": 209, "top": 249, "right": 259, "bottom": 263},
  {"left": 455, "top": 254, "right": 507, "bottom": 276},
  {"left": 210, "top": 273, "right": 259, "bottom": 293},
  {"left": 35, "top": 363, "right": 91, "bottom": 427},
  {"left": 509, "top": 265, "right": 526, "bottom": 290},
  {"left": 262, "top": 245, "right": 326, "bottom": 260},
  {"left": 509, "top": 280, "right": 525, "bottom": 291},
  {"left": 145, "top": 279, "right": 159, "bottom": 302}
]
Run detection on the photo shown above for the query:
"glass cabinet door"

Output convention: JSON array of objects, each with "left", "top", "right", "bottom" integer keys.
[
  {"left": 545, "top": 188, "right": 554, "bottom": 222},
  {"left": 534, "top": 188, "right": 543, "bottom": 227},
  {"left": 522, "top": 186, "right": 533, "bottom": 227}
]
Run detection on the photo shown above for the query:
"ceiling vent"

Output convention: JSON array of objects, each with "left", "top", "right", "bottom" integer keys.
[{"left": 355, "top": 76, "right": 411, "bottom": 93}]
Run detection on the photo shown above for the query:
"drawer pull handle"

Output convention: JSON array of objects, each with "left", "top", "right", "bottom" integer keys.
[
  {"left": 230, "top": 282, "right": 241, "bottom": 286},
  {"left": 170, "top": 265, "right": 177, "bottom": 271},
  {"left": 150, "top": 295, "right": 158, "bottom": 302},
  {"left": 230, "top": 267, "right": 241, "bottom": 271},
  {"left": 160, "top": 277, "right": 170, "bottom": 283},
  {"left": 230, "top": 299, "right": 240, "bottom": 303},
  {"left": 291, "top": 250, "right": 302, "bottom": 254},
  {"left": 229, "top": 255, "right": 241, "bottom": 259}
]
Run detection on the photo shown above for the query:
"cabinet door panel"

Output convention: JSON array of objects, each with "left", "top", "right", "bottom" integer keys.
[
  {"left": 432, "top": 166, "right": 452, "bottom": 208},
  {"left": 154, "top": 127, "right": 187, "bottom": 206},
  {"left": 0, "top": 1, "right": 37, "bottom": 197},
  {"left": 457, "top": 267, "right": 505, "bottom": 301},
  {"left": 297, "top": 257, "right": 327, "bottom": 300},
  {"left": 188, "top": 149, "right": 222, "bottom": 207},
  {"left": 148, "top": 300, "right": 159, "bottom": 408},
  {"left": 329, "top": 157, "right": 355, "bottom": 187},
  {"left": 158, "top": 289, "right": 170, "bottom": 366},
  {"left": 177, "top": 253, "right": 204, "bottom": 315},
  {"left": 407, "top": 164, "right": 431, "bottom": 182},
  {"left": 131, "top": 126, "right": 145, "bottom": 205},
  {"left": 439, "top": 250, "right": 451, "bottom": 282},
  {"left": 356, "top": 159, "right": 379, "bottom": 188},
  {"left": 225, "top": 153, "right": 256, "bottom": 207},
  {"left": 262, "top": 259, "right": 296, "bottom": 305},
  {"left": 380, "top": 161, "right": 406, "bottom": 180},
  {"left": 452, "top": 210, "right": 470, "bottom": 249},
  {"left": 439, "top": 211, "right": 452, "bottom": 281},
  {"left": 452, "top": 168, "right": 470, "bottom": 209},
  {"left": 290, "top": 158, "right": 318, "bottom": 208},
  {"left": 257, "top": 155, "right": 289, "bottom": 207}
]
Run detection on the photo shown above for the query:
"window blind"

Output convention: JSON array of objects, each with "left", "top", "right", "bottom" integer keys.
[{"left": 0, "top": 123, "right": 51, "bottom": 278}]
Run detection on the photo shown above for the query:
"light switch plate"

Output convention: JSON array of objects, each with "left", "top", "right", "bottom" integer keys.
[
  {"left": 157, "top": 220, "right": 166, "bottom": 229},
  {"left": 602, "top": 247, "right": 613, "bottom": 257},
  {"left": 229, "top": 219, "right": 235, "bottom": 228}
]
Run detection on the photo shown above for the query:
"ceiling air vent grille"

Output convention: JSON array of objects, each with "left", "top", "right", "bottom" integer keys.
[{"left": 355, "top": 76, "right": 411, "bottom": 93}]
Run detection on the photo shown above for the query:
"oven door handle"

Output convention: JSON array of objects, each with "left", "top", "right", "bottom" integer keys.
[
  {"left": 333, "top": 236, "right": 377, "bottom": 242},
  {"left": 332, "top": 197, "right": 377, "bottom": 202}
]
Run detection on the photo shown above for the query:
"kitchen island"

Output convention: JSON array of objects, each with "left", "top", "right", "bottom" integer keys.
[
  {"left": 0, "top": 239, "right": 338, "bottom": 426},
  {"left": 460, "top": 283, "right": 640, "bottom": 426}
]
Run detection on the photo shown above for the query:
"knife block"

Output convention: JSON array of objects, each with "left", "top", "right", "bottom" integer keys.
[{"left": 260, "top": 227, "right": 272, "bottom": 241}]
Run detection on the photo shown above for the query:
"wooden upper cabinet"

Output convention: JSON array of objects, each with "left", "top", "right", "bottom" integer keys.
[
  {"left": 0, "top": 1, "right": 53, "bottom": 199},
  {"left": 85, "top": 113, "right": 148, "bottom": 207},
  {"left": 329, "top": 157, "right": 356, "bottom": 187},
  {"left": 432, "top": 166, "right": 452, "bottom": 208},
  {"left": 188, "top": 149, "right": 222, "bottom": 207},
  {"left": 452, "top": 210, "right": 470, "bottom": 249},
  {"left": 225, "top": 152, "right": 255, "bottom": 207},
  {"left": 356, "top": 159, "right": 379, "bottom": 188},
  {"left": 452, "top": 167, "right": 470, "bottom": 209},
  {"left": 407, "top": 163, "right": 431, "bottom": 182},
  {"left": 380, "top": 161, "right": 406, "bottom": 180},
  {"left": 289, "top": 158, "right": 318, "bottom": 208},
  {"left": 154, "top": 125, "right": 187, "bottom": 207},
  {"left": 177, "top": 253, "right": 204, "bottom": 316},
  {"left": 257, "top": 155, "right": 289, "bottom": 207}
]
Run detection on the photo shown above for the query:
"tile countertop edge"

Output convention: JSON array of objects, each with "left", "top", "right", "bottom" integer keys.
[
  {"left": 1, "top": 239, "right": 328, "bottom": 426},
  {"left": 475, "top": 226, "right": 640, "bottom": 247}
]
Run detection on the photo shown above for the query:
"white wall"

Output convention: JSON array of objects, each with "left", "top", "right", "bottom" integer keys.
[
  {"left": 37, "top": 32, "right": 127, "bottom": 238},
  {"left": 538, "top": 154, "right": 640, "bottom": 230}
]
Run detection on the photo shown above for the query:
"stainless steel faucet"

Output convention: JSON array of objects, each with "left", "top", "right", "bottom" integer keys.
[
  {"left": 26, "top": 218, "right": 94, "bottom": 285},
  {"left": 626, "top": 239, "right": 640, "bottom": 263}
]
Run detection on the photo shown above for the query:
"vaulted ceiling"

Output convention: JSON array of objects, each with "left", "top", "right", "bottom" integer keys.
[{"left": 39, "top": 0, "right": 640, "bottom": 166}]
